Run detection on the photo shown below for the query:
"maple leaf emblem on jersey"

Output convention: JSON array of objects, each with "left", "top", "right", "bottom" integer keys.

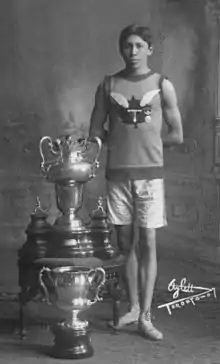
[
  {"left": 128, "top": 96, "right": 141, "bottom": 109},
  {"left": 110, "top": 89, "right": 160, "bottom": 127}
]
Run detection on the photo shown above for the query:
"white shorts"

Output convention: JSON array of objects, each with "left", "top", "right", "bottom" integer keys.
[{"left": 106, "top": 179, "right": 167, "bottom": 228}]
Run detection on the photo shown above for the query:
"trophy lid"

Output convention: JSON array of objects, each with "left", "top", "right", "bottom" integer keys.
[
  {"left": 27, "top": 197, "right": 51, "bottom": 233},
  {"left": 89, "top": 196, "right": 109, "bottom": 230},
  {"left": 31, "top": 197, "right": 48, "bottom": 217}
]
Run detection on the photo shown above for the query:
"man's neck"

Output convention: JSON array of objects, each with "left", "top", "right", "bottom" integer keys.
[{"left": 125, "top": 66, "right": 151, "bottom": 76}]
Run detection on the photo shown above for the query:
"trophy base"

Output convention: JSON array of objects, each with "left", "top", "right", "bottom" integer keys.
[
  {"left": 51, "top": 322, "right": 94, "bottom": 359},
  {"left": 54, "top": 215, "right": 86, "bottom": 232},
  {"left": 44, "top": 228, "right": 95, "bottom": 258}
]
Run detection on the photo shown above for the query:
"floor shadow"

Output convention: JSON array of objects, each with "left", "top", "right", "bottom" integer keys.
[
  {"left": 0, "top": 318, "right": 19, "bottom": 334},
  {"left": 0, "top": 340, "right": 52, "bottom": 357}
]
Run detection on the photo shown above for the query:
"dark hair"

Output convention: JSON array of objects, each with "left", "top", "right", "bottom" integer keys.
[{"left": 119, "top": 24, "right": 153, "bottom": 52}]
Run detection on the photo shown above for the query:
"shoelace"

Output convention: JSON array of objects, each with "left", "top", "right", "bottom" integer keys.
[{"left": 139, "top": 310, "right": 152, "bottom": 322}]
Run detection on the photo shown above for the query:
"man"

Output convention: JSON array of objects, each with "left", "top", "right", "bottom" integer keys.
[{"left": 89, "top": 24, "right": 183, "bottom": 340}]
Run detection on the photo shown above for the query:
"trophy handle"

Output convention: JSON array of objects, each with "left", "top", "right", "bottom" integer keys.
[
  {"left": 87, "top": 136, "right": 102, "bottom": 169},
  {"left": 87, "top": 267, "right": 106, "bottom": 305},
  {"left": 38, "top": 266, "right": 53, "bottom": 305},
  {"left": 39, "top": 136, "right": 62, "bottom": 173}
]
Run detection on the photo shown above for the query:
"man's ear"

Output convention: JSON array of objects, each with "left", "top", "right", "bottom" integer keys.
[{"left": 148, "top": 46, "right": 153, "bottom": 56}]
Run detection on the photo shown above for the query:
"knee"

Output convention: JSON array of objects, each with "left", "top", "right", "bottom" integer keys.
[
  {"left": 115, "top": 226, "right": 134, "bottom": 256},
  {"left": 139, "top": 228, "right": 156, "bottom": 253},
  {"left": 117, "top": 237, "right": 133, "bottom": 255}
]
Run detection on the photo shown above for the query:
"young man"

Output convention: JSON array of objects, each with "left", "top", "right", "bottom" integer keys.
[{"left": 89, "top": 24, "right": 183, "bottom": 340}]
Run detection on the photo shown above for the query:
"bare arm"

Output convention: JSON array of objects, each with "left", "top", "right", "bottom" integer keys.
[
  {"left": 161, "top": 78, "right": 183, "bottom": 146},
  {"left": 89, "top": 79, "right": 109, "bottom": 143}
]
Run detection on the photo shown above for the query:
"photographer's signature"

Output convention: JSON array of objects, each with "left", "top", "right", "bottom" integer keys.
[{"left": 158, "top": 278, "right": 217, "bottom": 315}]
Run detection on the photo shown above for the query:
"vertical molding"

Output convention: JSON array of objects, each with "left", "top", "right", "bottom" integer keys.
[
  {"left": 210, "top": 3, "right": 220, "bottom": 170},
  {"left": 215, "top": 21, "right": 220, "bottom": 241},
  {"left": 217, "top": 23, "right": 220, "bottom": 118},
  {"left": 215, "top": 15, "right": 220, "bottom": 160},
  {"left": 209, "top": 0, "right": 220, "bottom": 242}
]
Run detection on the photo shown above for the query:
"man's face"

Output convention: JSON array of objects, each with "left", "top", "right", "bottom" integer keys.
[{"left": 121, "top": 34, "right": 152, "bottom": 69}]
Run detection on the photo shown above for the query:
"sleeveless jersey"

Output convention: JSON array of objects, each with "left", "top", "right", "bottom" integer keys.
[{"left": 90, "top": 70, "right": 166, "bottom": 181}]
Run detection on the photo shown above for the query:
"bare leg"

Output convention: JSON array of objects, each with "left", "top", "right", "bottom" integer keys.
[
  {"left": 138, "top": 228, "right": 157, "bottom": 312},
  {"left": 115, "top": 225, "right": 139, "bottom": 308},
  {"left": 138, "top": 227, "right": 163, "bottom": 340},
  {"left": 108, "top": 225, "right": 139, "bottom": 328}
]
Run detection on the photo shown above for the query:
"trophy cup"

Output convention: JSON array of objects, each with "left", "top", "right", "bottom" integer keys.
[
  {"left": 39, "top": 135, "right": 103, "bottom": 258},
  {"left": 39, "top": 135, "right": 102, "bottom": 232},
  {"left": 39, "top": 265, "right": 105, "bottom": 359},
  {"left": 89, "top": 196, "right": 117, "bottom": 260}
]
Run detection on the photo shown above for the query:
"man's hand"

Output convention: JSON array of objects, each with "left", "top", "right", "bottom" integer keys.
[{"left": 88, "top": 130, "right": 108, "bottom": 144}]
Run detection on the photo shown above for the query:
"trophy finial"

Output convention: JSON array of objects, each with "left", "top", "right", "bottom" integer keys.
[
  {"left": 33, "top": 196, "right": 47, "bottom": 215},
  {"left": 97, "top": 196, "right": 105, "bottom": 212},
  {"left": 34, "top": 196, "right": 41, "bottom": 211},
  {"left": 91, "top": 196, "right": 106, "bottom": 218}
]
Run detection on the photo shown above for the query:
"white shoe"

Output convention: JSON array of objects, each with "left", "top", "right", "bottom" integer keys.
[
  {"left": 108, "top": 305, "right": 140, "bottom": 328},
  {"left": 138, "top": 316, "right": 163, "bottom": 341}
]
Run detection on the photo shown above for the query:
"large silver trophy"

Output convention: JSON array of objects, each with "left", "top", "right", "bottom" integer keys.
[
  {"left": 38, "top": 134, "right": 106, "bottom": 359},
  {"left": 39, "top": 265, "right": 105, "bottom": 359},
  {"left": 39, "top": 135, "right": 102, "bottom": 231}
]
